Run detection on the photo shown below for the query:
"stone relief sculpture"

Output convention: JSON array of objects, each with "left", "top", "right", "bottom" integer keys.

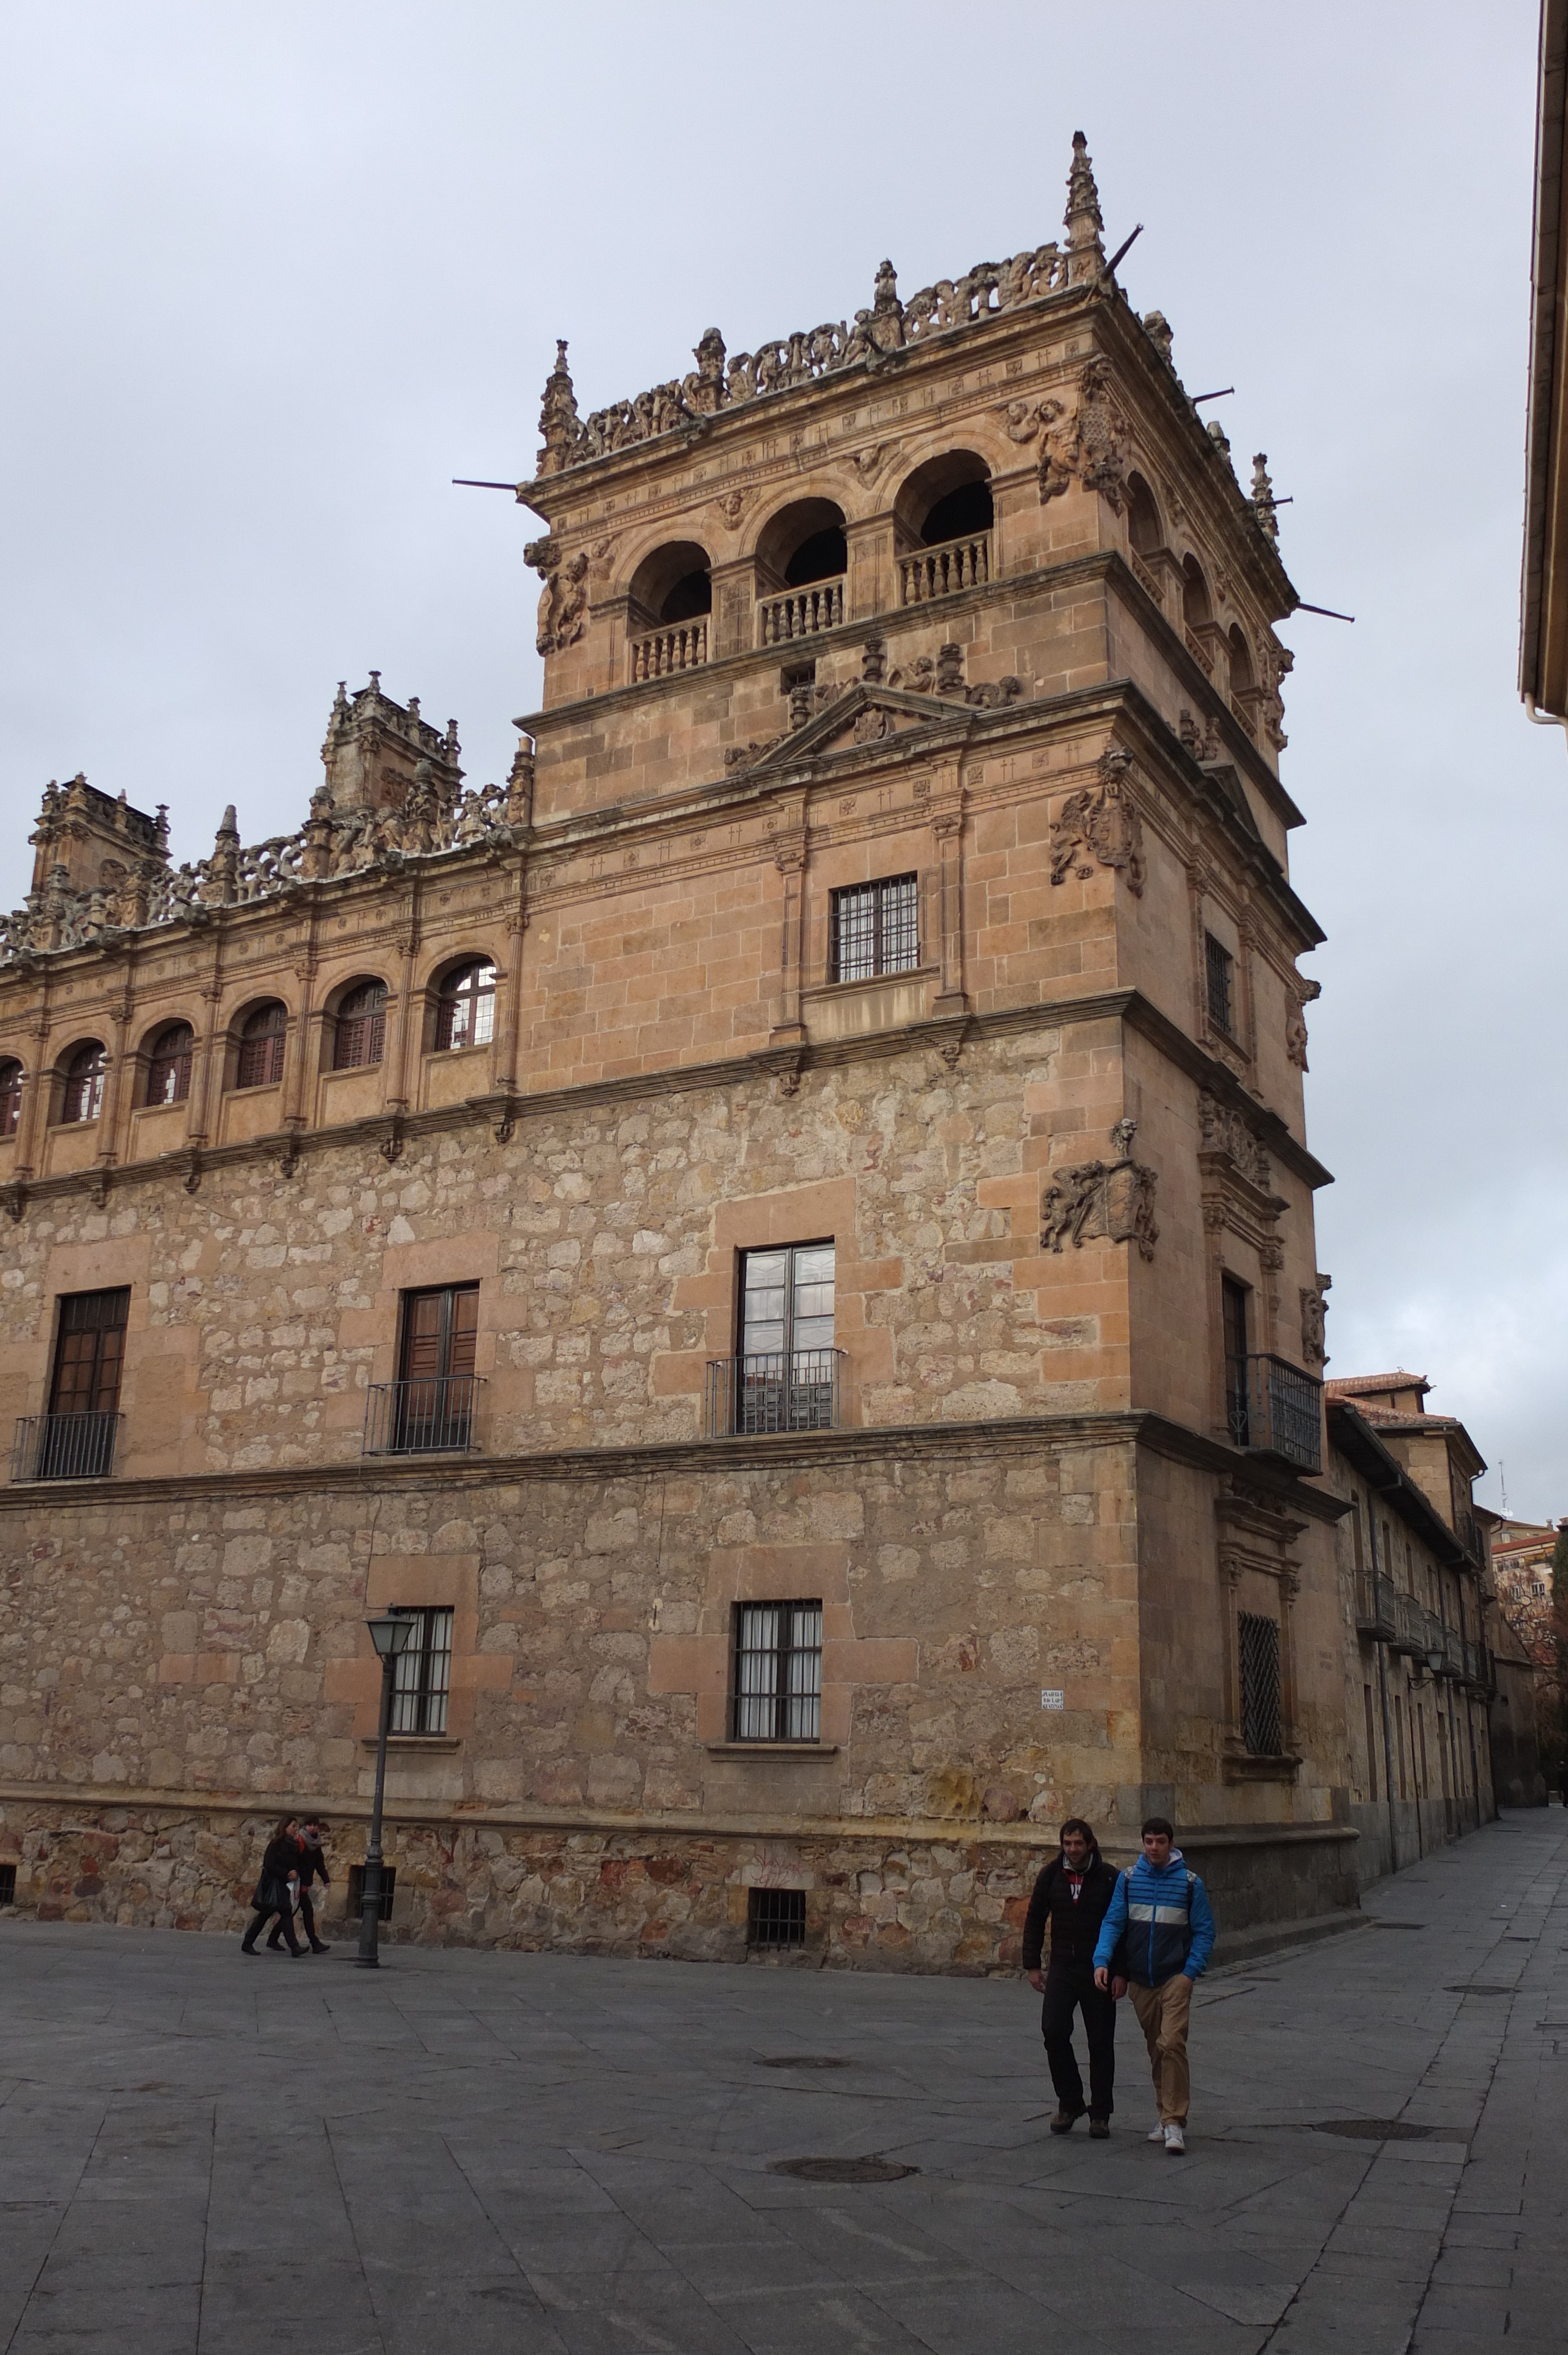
[
  {"left": 1048, "top": 749, "right": 1145, "bottom": 895},
  {"left": 1300, "top": 1276, "right": 1330, "bottom": 1367},
  {"left": 1197, "top": 1089, "right": 1273, "bottom": 1190},
  {"left": 1040, "top": 1119, "right": 1160, "bottom": 1262},
  {"left": 525, "top": 536, "right": 589, "bottom": 655},
  {"left": 1285, "top": 975, "right": 1318, "bottom": 1072}
]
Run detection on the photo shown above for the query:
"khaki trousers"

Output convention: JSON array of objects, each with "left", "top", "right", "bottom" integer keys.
[{"left": 1130, "top": 1973, "right": 1192, "bottom": 2124}]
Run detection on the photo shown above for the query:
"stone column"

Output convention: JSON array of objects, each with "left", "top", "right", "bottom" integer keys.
[
  {"left": 769, "top": 844, "right": 808, "bottom": 1046},
  {"left": 929, "top": 777, "right": 968, "bottom": 1015}
]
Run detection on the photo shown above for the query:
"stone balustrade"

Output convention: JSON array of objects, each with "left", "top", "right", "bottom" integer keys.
[
  {"left": 757, "top": 581, "right": 845, "bottom": 645},
  {"left": 629, "top": 621, "right": 709, "bottom": 682},
  {"left": 898, "top": 533, "right": 991, "bottom": 606}
]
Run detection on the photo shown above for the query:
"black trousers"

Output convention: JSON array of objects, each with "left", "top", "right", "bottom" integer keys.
[
  {"left": 242, "top": 1903, "right": 301, "bottom": 1954},
  {"left": 1040, "top": 1960, "right": 1117, "bottom": 2118},
  {"left": 271, "top": 1892, "right": 320, "bottom": 1946}
]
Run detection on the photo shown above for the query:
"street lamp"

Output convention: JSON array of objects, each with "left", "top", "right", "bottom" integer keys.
[{"left": 357, "top": 1609, "right": 416, "bottom": 1968}]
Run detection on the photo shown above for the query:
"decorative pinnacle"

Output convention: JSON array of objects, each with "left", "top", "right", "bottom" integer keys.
[{"left": 1065, "top": 130, "right": 1105, "bottom": 284}]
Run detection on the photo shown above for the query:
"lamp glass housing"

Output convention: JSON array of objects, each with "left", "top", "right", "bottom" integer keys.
[{"left": 367, "top": 1610, "right": 416, "bottom": 1659}]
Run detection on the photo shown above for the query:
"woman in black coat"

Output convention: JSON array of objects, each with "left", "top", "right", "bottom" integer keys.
[{"left": 240, "top": 1816, "right": 305, "bottom": 1956}]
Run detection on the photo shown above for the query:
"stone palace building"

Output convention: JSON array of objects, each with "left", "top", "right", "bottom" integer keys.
[{"left": 0, "top": 137, "right": 1500, "bottom": 1960}]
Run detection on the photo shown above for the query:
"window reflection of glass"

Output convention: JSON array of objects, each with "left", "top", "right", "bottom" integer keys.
[{"left": 435, "top": 962, "right": 496, "bottom": 1052}]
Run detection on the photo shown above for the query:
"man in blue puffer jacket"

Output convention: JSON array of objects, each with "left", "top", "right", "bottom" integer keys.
[{"left": 1093, "top": 1816, "right": 1215, "bottom": 2154}]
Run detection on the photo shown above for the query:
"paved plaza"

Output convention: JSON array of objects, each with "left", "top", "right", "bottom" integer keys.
[{"left": 0, "top": 1810, "right": 1563, "bottom": 2355}]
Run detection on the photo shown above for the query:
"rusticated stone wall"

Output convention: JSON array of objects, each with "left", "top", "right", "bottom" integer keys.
[{"left": 0, "top": 1799, "right": 1359, "bottom": 1971}]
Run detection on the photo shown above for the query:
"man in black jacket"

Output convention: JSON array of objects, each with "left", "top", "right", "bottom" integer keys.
[{"left": 1021, "top": 1818, "right": 1124, "bottom": 2137}]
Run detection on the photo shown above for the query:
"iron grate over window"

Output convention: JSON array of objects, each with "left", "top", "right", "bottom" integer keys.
[
  {"left": 0, "top": 1863, "right": 16, "bottom": 1907},
  {"left": 1205, "top": 933, "right": 1235, "bottom": 1035},
  {"left": 831, "top": 875, "right": 919, "bottom": 983},
  {"left": 1239, "top": 1611, "right": 1283, "bottom": 1755},
  {"left": 388, "top": 1607, "right": 453, "bottom": 1735},
  {"left": 734, "top": 1601, "right": 823, "bottom": 1742},
  {"left": 346, "top": 1863, "right": 397, "bottom": 1921},
  {"left": 749, "top": 1887, "right": 806, "bottom": 1948}
]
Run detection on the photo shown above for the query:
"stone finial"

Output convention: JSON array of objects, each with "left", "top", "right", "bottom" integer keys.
[
  {"left": 686, "top": 327, "right": 727, "bottom": 414},
  {"left": 444, "top": 719, "right": 461, "bottom": 763},
  {"left": 1064, "top": 131, "right": 1105, "bottom": 284},
  {"left": 1207, "top": 417, "right": 1233, "bottom": 464},
  {"left": 368, "top": 670, "right": 381, "bottom": 696},
  {"left": 861, "top": 635, "right": 887, "bottom": 685},
  {"left": 217, "top": 804, "right": 238, "bottom": 841},
  {"left": 1251, "top": 452, "right": 1280, "bottom": 544},
  {"left": 537, "top": 337, "right": 582, "bottom": 476},
  {"left": 871, "top": 258, "right": 905, "bottom": 351},
  {"left": 1142, "top": 310, "right": 1174, "bottom": 367}
]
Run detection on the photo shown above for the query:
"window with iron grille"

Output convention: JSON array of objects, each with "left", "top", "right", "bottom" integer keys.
[
  {"left": 1238, "top": 1611, "right": 1283, "bottom": 1754},
  {"left": 388, "top": 1608, "right": 453, "bottom": 1735},
  {"left": 237, "top": 1002, "right": 287, "bottom": 1089},
  {"left": 333, "top": 980, "right": 388, "bottom": 1070},
  {"left": 1205, "top": 933, "right": 1235, "bottom": 1035},
  {"left": 145, "top": 1022, "right": 194, "bottom": 1106},
  {"left": 830, "top": 875, "right": 919, "bottom": 983},
  {"left": 346, "top": 1863, "right": 397, "bottom": 1920},
  {"left": 733, "top": 1601, "right": 823, "bottom": 1742},
  {"left": 748, "top": 1886, "right": 806, "bottom": 1947},
  {"left": 0, "top": 1863, "right": 15, "bottom": 1907}
]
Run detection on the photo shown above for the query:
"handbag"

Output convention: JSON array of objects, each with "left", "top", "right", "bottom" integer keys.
[{"left": 250, "top": 1874, "right": 280, "bottom": 1912}]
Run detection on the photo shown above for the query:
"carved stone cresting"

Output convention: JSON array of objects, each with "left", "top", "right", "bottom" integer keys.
[
  {"left": 527, "top": 140, "right": 1104, "bottom": 479},
  {"left": 1040, "top": 1119, "right": 1159, "bottom": 1262},
  {"left": 1049, "top": 748, "right": 1145, "bottom": 895},
  {"left": 0, "top": 682, "right": 522, "bottom": 964}
]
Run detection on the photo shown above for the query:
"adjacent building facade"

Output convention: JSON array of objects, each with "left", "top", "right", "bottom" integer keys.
[
  {"left": 0, "top": 140, "right": 1410, "bottom": 1959},
  {"left": 1322, "top": 1373, "right": 1500, "bottom": 1879}
]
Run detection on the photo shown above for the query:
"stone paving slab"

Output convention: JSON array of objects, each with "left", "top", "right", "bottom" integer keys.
[{"left": 0, "top": 1807, "right": 1563, "bottom": 2354}]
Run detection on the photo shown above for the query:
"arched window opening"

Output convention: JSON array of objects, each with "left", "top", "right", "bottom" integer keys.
[
  {"left": 1182, "top": 556, "right": 1211, "bottom": 628},
  {"left": 333, "top": 980, "right": 388, "bottom": 1071},
  {"left": 660, "top": 569, "right": 712, "bottom": 622},
  {"left": 236, "top": 1001, "right": 287, "bottom": 1090},
  {"left": 627, "top": 541, "right": 712, "bottom": 629},
  {"left": 1127, "top": 473, "right": 1162, "bottom": 557},
  {"left": 146, "top": 1023, "right": 194, "bottom": 1107},
  {"left": 920, "top": 479, "right": 994, "bottom": 546},
  {"left": 61, "top": 1043, "right": 107, "bottom": 1125},
  {"left": 1227, "top": 626, "right": 1254, "bottom": 693},
  {"left": 756, "top": 499, "right": 848, "bottom": 590},
  {"left": 0, "top": 1059, "right": 22, "bottom": 1139},
  {"left": 435, "top": 961, "right": 497, "bottom": 1053},
  {"left": 783, "top": 525, "right": 848, "bottom": 586}
]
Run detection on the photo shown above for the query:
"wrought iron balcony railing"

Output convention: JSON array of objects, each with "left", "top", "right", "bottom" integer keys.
[
  {"left": 1354, "top": 1573, "right": 1400, "bottom": 1640},
  {"left": 11, "top": 1411, "right": 122, "bottom": 1482},
  {"left": 1224, "top": 1353, "right": 1323, "bottom": 1474},
  {"left": 704, "top": 1349, "right": 846, "bottom": 1439},
  {"left": 362, "top": 1376, "right": 484, "bottom": 1457}
]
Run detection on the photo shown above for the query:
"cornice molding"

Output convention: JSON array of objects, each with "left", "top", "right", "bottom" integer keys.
[{"left": 0, "top": 1402, "right": 1341, "bottom": 1521}]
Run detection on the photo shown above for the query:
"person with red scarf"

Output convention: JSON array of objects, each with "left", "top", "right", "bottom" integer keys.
[{"left": 1021, "top": 1817, "right": 1125, "bottom": 2136}]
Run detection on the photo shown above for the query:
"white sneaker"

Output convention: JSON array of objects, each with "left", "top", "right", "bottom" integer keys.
[
  {"left": 1164, "top": 2123, "right": 1186, "bottom": 2155},
  {"left": 1148, "top": 2125, "right": 1166, "bottom": 2142}
]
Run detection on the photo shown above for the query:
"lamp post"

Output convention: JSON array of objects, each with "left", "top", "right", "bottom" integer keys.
[{"left": 358, "top": 1609, "right": 415, "bottom": 1968}]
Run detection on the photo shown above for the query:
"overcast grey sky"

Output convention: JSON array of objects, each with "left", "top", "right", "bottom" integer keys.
[{"left": 2, "top": 2, "right": 1563, "bottom": 1518}]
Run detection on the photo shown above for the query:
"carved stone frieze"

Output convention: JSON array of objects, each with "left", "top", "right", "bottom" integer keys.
[
  {"left": 1197, "top": 1089, "right": 1272, "bottom": 1192},
  {"left": 1049, "top": 749, "right": 1145, "bottom": 895}
]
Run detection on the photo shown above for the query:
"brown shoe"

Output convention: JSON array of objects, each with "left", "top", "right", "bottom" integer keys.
[
  {"left": 1048, "top": 2107, "right": 1085, "bottom": 2134},
  {"left": 1089, "top": 2118, "right": 1111, "bottom": 2140}
]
